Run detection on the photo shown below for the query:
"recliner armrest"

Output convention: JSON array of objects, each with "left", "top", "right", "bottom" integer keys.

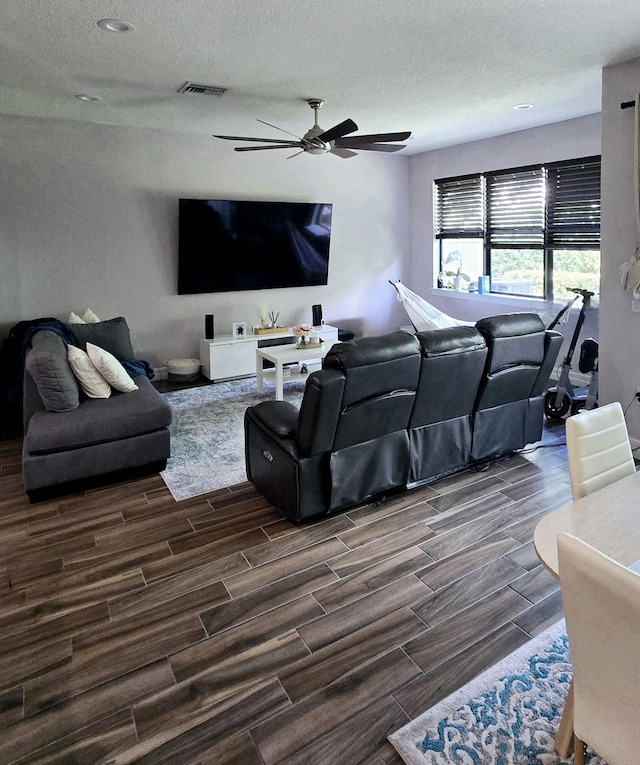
[
  {"left": 247, "top": 401, "right": 299, "bottom": 438},
  {"left": 530, "top": 330, "right": 563, "bottom": 396}
]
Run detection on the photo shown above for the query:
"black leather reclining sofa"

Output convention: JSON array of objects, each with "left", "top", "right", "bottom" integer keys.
[{"left": 245, "top": 313, "right": 562, "bottom": 522}]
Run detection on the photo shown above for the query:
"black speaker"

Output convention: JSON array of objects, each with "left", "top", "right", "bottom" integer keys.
[
  {"left": 205, "top": 314, "right": 214, "bottom": 339},
  {"left": 312, "top": 304, "right": 323, "bottom": 326}
]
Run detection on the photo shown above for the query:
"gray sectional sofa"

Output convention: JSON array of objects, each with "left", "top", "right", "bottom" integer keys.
[{"left": 22, "top": 318, "right": 171, "bottom": 500}]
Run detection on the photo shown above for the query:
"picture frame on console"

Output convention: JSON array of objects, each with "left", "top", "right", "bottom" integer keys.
[{"left": 232, "top": 322, "right": 247, "bottom": 339}]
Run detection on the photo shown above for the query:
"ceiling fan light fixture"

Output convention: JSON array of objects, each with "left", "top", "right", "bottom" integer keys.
[
  {"left": 97, "top": 19, "right": 136, "bottom": 33},
  {"left": 213, "top": 99, "right": 411, "bottom": 159},
  {"left": 302, "top": 123, "right": 331, "bottom": 155}
]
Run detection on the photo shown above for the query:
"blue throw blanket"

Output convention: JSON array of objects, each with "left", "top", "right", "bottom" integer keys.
[
  {"left": 22, "top": 319, "right": 78, "bottom": 351},
  {"left": 122, "top": 358, "right": 155, "bottom": 380}
]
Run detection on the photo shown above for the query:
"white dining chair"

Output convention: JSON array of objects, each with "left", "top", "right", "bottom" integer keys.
[
  {"left": 558, "top": 531, "right": 640, "bottom": 765},
  {"left": 565, "top": 401, "right": 635, "bottom": 500}
]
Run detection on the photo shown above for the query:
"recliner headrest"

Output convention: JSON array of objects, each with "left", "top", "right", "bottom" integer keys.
[
  {"left": 475, "top": 313, "right": 545, "bottom": 339},
  {"left": 324, "top": 331, "right": 421, "bottom": 406},
  {"left": 324, "top": 331, "right": 420, "bottom": 371},
  {"left": 476, "top": 312, "right": 546, "bottom": 374},
  {"left": 417, "top": 326, "right": 486, "bottom": 357}
]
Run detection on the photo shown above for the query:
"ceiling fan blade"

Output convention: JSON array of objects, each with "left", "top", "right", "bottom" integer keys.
[
  {"left": 256, "top": 118, "right": 303, "bottom": 141},
  {"left": 336, "top": 131, "right": 411, "bottom": 146},
  {"left": 330, "top": 147, "right": 358, "bottom": 159},
  {"left": 339, "top": 143, "right": 406, "bottom": 153},
  {"left": 234, "top": 144, "right": 305, "bottom": 152},
  {"left": 316, "top": 118, "right": 358, "bottom": 144},
  {"left": 214, "top": 135, "right": 302, "bottom": 145}
]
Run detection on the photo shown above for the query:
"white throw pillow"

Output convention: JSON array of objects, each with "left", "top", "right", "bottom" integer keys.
[
  {"left": 68, "top": 312, "right": 85, "bottom": 324},
  {"left": 67, "top": 345, "right": 111, "bottom": 399},
  {"left": 86, "top": 342, "right": 138, "bottom": 393},
  {"left": 82, "top": 308, "right": 101, "bottom": 323}
]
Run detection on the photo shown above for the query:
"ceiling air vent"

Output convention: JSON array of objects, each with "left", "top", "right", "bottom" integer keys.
[{"left": 178, "top": 82, "right": 228, "bottom": 97}]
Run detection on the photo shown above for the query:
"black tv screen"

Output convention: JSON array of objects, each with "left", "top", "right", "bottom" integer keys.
[{"left": 178, "top": 199, "right": 333, "bottom": 294}]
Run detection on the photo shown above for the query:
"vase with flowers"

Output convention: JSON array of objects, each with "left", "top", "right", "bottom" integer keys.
[{"left": 293, "top": 323, "right": 315, "bottom": 347}]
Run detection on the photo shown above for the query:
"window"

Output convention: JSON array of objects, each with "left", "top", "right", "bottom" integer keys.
[
  {"left": 311, "top": 203, "right": 333, "bottom": 233},
  {"left": 434, "top": 156, "right": 600, "bottom": 300},
  {"left": 434, "top": 175, "right": 484, "bottom": 285}
]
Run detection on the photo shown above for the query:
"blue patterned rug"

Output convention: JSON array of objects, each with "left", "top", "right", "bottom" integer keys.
[
  {"left": 160, "top": 378, "right": 305, "bottom": 500},
  {"left": 389, "top": 620, "right": 604, "bottom": 765}
]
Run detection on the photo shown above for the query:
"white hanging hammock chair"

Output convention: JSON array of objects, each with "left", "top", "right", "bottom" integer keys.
[
  {"left": 619, "top": 92, "right": 640, "bottom": 298},
  {"left": 390, "top": 281, "right": 472, "bottom": 331}
]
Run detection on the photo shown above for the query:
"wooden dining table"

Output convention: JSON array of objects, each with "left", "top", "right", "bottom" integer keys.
[{"left": 533, "top": 469, "right": 640, "bottom": 756}]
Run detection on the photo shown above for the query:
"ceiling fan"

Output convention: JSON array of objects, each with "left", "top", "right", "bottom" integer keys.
[{"left": 213, "top": 98, "right": 411, "bottom": 159}]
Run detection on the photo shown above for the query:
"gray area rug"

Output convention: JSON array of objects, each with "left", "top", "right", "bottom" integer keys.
[
  {"left": 160, "top": 377, "right": 305, "bottom": 501},
  {"left": 389, "top": 619, "right": 604, "bottom": 765}
]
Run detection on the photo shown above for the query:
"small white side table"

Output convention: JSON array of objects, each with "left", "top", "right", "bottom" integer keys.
[
  {"left": 199, "top": 325, "right": 339, "bottom": 381},
  {"left": 256, "top": 341, "right": 339, "bottom": 400}
]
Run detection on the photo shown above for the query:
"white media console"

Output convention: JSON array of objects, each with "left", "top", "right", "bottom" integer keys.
[{"left": 199, "top": 325, "right": 339, "bottom": 381}]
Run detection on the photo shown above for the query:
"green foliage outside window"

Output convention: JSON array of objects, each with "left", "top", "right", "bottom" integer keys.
[{"left": 491, "top": 249, "right": 600, "bottom": 299}]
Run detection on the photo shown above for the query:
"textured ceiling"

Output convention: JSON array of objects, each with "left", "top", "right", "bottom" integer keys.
[{"left": 1, "top": 0, "right": 639, "bottom": 155}]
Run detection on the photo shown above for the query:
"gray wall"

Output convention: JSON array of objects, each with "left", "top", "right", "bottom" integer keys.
[
  {"left": 601, "top": 56, "right": 640, "bottom": 443},
  {"left": 0, "top": 114, "right": 411, "bottom": 367}
]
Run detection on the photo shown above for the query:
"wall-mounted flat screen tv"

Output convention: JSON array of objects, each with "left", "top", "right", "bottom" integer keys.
[{"left": 178, "top": 199, "right": 333, "bottom": 294}]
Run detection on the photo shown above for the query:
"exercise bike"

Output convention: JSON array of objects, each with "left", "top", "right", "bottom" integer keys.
[{"left": 543, "top": 288, "right": 598, "bottom": 419}]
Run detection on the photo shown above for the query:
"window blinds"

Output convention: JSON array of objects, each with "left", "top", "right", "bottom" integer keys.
[
  {"left": 434, "top": 174, "right": 483, "bottom": 238},
  {"left": 546, "top": 158, "right": 601, "bottom": 248},
  {"left": 434, "top": 156, "right": 600, "bottom": 249},
  {"left": 486, "top": 168, "right": 545, "bottom": 248}
]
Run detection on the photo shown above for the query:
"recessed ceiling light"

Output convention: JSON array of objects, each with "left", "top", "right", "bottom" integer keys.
[
  {"left": 97, "top": 19, "right": 135, "bottom": 32},
  {"left": 513, "top": 103, "right": 533, "bottom": 110},
  {"left": 75, "top": 94, "right": 101, "bottom": 102}
]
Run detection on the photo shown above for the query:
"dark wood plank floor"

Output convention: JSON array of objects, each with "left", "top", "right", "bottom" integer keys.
[{"left": 0, "top": 422, "right": 569, "bottom": 764}]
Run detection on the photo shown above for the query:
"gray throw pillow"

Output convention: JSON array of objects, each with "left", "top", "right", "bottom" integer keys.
[
  {"left": 26, "top": 331, "right": 80, "bottom": 412},
  {"left": 70, "top": 317, "right": 135, "bottom": 360}
]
